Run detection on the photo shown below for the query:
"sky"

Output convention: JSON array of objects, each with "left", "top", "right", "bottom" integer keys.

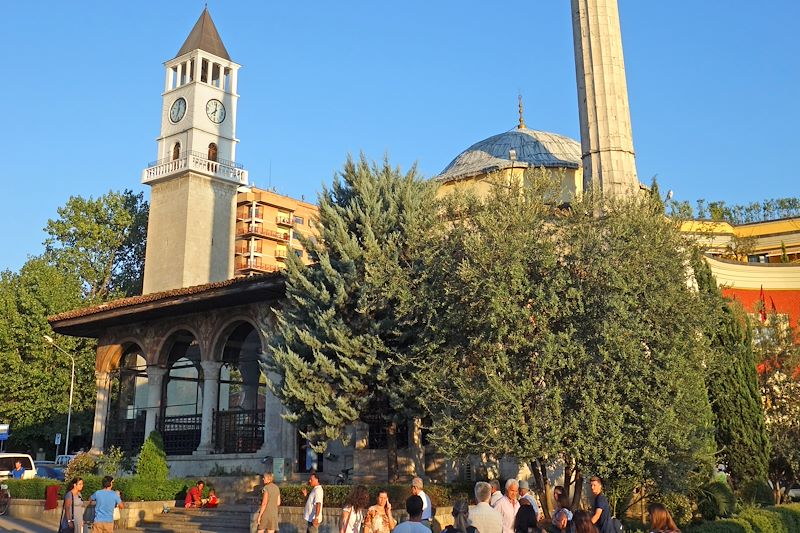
[{"left": 2, "top": 1, "right": 798, "bottom": 272}]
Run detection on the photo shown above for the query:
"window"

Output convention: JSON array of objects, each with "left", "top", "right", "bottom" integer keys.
[
  {"left": 748, "top": 254, "right": 768, "bottom": 264},
  {"left": 208, "top": 143, "right": 218, "bottom": 162},
  {"left": 294, "top": 216, "right": 304, "bottom": 225},
  {"left": 294, "top": 249, "right": 303, "bottom": 258},
  {"left": 172, "top": 142, "right": 181, "bottom": 161}
]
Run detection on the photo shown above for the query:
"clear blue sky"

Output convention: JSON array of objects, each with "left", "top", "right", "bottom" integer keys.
[{"left": 2, "top": 1, "right": 798, "bottom": 272}]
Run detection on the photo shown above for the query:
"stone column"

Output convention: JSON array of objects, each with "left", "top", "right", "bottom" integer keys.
[
  {"left": 571, "top": 0, "right": 639, "bottom": 198},
  {"left": 90, "top": 371, "right": 112, "bottom": 453},
  {"left": 195, "top": 360, "right": 222, "bottom": 455},
  {"left": 144, "top": 366, "right": 168, "bottom": 438}
]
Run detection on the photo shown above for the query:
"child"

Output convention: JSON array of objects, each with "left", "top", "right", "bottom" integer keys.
[{"left": 205, "top": 489, "right": 219, "bottom": 508}]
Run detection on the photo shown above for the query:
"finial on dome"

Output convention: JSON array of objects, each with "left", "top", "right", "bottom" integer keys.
[{"left": 518, "top": 93, "right": 526, "bottom": 130}]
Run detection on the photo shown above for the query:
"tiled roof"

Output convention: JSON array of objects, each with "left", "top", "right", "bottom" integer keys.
[
  {"left": 176, "top": 8, "right": 231, "bottom": 60},
  {"left": 48, "top": 274, "right": 280, "bottom": 323},
  {"left": 437, "top": 127, "right": 582, "bottom": 183}
]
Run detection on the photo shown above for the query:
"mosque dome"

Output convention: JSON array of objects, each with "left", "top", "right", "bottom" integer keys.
[{"left": 437, "top": 126, "right": 582, "bottom": 183}]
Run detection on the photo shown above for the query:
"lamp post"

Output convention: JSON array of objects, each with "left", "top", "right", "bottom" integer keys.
[
  {"left": 509, "top": 148, "right": 517, "bottom": 184},
  {"left": 43, "top": 335, "right": 75, "bottom": 456}
]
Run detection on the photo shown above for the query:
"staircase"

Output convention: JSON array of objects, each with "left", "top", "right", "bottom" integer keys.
[{"left": 130, "top": 505, "right": 254, "bottom": 533}]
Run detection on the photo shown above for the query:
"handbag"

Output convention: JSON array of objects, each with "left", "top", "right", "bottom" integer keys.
[{"left": 58, "top": 493, "right": 75, "bottom": 533}]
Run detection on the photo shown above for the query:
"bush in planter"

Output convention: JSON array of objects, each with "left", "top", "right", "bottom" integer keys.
[{"left": 64, "top": 452, "right": 98, "bottom": 480}]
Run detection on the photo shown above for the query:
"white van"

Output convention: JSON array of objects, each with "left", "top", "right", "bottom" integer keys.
[{"left": 0, "top": 453, "right": 37, "bottom": 480}]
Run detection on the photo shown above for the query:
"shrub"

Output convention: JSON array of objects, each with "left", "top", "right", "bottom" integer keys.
[
  {"left": 97, "top": 445, "right": 126, "bottom": 477},
  {"left": 696, "top": 480, "right": 736, "bottom": 520},
  {"left": 661, "top": 492, "right": 694, "bottom": 528},
  {"left": 739, "top": 480, "right": 773, "bottom": 507},
  {"left": 64, "top": 452, "right": 98, "bottom": 480},
  {"left": 738, "top": 507, "right": 783, "bottom": 533},
  {"left": 686, "top": 517, "right": 754, "bottom": 533},
  {"left": 768, "top": 504, "right": 800, "bottom": 531},
  {"left": 135, "top": 431, "right": 169, "bottom": 481}
]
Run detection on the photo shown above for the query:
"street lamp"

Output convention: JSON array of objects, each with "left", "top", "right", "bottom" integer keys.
[{"left": 43, "top": 335, "right": 75, "bottom": 457}]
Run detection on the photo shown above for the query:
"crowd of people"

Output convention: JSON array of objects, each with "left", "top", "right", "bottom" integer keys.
[{"left": 252, "top": 472, "right": 679, "bottom": 533}]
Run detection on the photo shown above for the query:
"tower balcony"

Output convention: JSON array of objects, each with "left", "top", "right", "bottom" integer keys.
[{"left": 142, "top": 151, "right": 248, "bottom": 185}]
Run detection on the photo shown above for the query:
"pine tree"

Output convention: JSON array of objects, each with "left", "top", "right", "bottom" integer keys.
[
  {"left": 263, "top": 154, "right": 436, "bottom": 481},
  {"left": 693, "top": 254, "right": 770, "bottom": 487}
]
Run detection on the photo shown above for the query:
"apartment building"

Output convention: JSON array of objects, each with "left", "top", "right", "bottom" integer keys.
[{"left": 235, "top": 187, "right": 319, "bottom": 275}]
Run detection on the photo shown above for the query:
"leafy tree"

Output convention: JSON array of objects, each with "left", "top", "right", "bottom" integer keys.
[
  {"left": 693, "top": 256, "right": 770, "bottom": 488},
  {"left": 44, "top": 189, "right": 148, "bottom": 299},
  {"left": 412, "top": 174, "right": 715, "bottom": 511},
  {"left": 136, "top": 431, "right": 169, "bottom": 481},
  {"left": 263, "top": 154, "right": 436, "bottom": 481},
  {"left": 752, "top": 312, "right": 800, "bottom": 502},
  {"left": 0, "top": 258, "right": 96, "bottom": 452}
]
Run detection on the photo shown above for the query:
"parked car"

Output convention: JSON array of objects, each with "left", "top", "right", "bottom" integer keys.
[
  {"left": 788, "top": 483, "right": 800, "bottom": 502},
  {"left": 0, "top": 453, "right": 37, "bottom": 479},
  {"left": 34, "top": 461, "right": 65, "bottom": 481}
]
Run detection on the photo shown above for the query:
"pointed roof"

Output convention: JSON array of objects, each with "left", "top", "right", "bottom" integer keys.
[{"left": 176, "top": 8, "right": 231, "bottom": 60}]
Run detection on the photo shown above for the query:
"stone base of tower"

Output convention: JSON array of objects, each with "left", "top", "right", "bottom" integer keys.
[{"left": 143, "top": 170, "right": 237, "bottom": 294}]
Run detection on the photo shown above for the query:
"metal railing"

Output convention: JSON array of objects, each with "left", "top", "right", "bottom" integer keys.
[
  {"left": 158, "top": 414, "right": 202, "bottom": 455},
  {"left": 105, "top": 408, "right": 147, "bottom": 454},
  {"left": 213, "top": 409, "right": 265, "bottom": 454},
  {"left": 235, "top": 223, "right": 290, "bottom": 241}
]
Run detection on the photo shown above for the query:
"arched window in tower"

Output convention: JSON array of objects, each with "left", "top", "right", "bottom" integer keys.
[
  {"left": 208, "top": 143, "right": 218, "bottom": 162},
  {"left": 172, "top": 142, "right": 181, "bottom": 161}
]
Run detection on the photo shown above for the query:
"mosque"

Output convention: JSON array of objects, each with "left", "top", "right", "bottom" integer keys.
[{"left": 48, "top": 1, "right": 800, "bottom": 482}]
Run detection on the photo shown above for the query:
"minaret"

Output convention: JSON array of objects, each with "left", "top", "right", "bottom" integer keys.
[
  {"left": 571, "top": 0, "right": 639, "bottom": 198},
  {"left": 141, "top": 8, "right": 247, "bottom": 294}
]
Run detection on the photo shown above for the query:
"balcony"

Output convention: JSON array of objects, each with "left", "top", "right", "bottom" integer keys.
[
  {"left": 235, "top": 257, "right": 280, "bottom": 274},
  {"left": 275, "top": 249, "right": 288, "bottom": 259},
  {"left": 237, "top": 208, "right": 263, "bottom": 221},
  {"left": 236, "top": 223, "right": 290, "bottom": 242},
  {"left": 142, "top": 151, "right": 248, "bottom": 185},
  {"left": 276, "top": 215, "right": 293, "bottom": 227}
]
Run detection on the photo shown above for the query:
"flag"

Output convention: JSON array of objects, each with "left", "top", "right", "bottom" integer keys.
[{"left": 759, "top": 285, "right": 767, "bottom": 323}]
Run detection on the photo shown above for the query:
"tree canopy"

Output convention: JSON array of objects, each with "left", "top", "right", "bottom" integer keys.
[
  {"left": 263, "top": 154, "right": 436, "bottom": 480},
  {"left": 44, "top": 189, "right": 148, "bottom": 299}
]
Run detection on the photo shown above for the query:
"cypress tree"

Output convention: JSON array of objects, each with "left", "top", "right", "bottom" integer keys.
[{"left": 694, "top": 255, "right": 770, "bottom": 486}]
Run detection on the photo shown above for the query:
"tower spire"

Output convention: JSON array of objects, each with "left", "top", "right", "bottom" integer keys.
[{"left": 518, "top": 93, "right": 526, "bottom": 130}]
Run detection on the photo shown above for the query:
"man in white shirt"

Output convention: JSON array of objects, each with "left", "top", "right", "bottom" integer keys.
[
  {"left": 410, "top": 477, "right": 434, "bottom": 528},
  {"left": 518, "top": 480, "right": 540, "bottom": 522},
  {"left": 301, "top": 472, "right": 324, "bottom": 533},
  {"left": 393, "top": 495, "right": 431, "bottom": 533},
  {"left": 492, "top": 479, "right": 520, "bottom": 533},
  {"left": 489, "top": 480, "right": 503, "bottom": 507},
  {"left": 469, "top": 482, "right": 503, "bottom": 533}
]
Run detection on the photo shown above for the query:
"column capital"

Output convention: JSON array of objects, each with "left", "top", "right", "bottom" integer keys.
[
  {"left": 95, "top": 370, "right": 112, "bottom": 384},
  {"left": 200, "top": 360, "right": 223, "bottom": 379},
  {"left": 146, "top": 365, "right": 168, "bottom": 380}
]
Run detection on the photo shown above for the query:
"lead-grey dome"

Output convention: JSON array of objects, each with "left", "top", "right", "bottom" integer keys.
[{"left": 437, "top": 127, "right": 582, "bottom": 183}]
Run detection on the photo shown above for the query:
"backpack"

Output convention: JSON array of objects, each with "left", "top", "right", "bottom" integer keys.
[{"left": 611, "top": 517, "right": 624, "bottom": 533}]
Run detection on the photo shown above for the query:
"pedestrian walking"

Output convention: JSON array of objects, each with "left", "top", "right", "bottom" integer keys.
[
  {"left": 339, "top": 485, "right": 369, "bottom": 533},
  {"left": 60, "top": 478, "right": 85, "bottom": 533},
  {"left": 493, "top": 480, "right": 520, "bottom": 533},
  {"left": 469, "top": 482, "right": 502, "bottom": 533},
  {"left": 392, "top": 495, "right": 429, "bottom": 533}
]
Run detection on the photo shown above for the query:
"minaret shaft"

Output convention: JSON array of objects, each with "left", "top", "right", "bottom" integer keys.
[{"left": 571, "top": 0, "right": 639, "bottom": 198}]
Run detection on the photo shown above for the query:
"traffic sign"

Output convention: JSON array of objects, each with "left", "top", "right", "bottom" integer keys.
[{"left": 55, "top": 433, "right": 62, "bottom": 445}]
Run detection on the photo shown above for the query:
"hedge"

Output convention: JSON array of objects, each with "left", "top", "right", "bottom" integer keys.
[
  {"left": 687, "top": 504, "right": 800, "bottom": 533},
  {"left": 278, "top": 483, "right": 469, "bottom": 508},
  {"left": 4, "top": 478, "right": 470, "bottom": 506}
]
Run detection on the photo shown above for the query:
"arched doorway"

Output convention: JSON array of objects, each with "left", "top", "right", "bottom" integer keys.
[
  {"left": 215, "top": 322, "right": 266, "bottom": 453},
  {"left": 207, "top": 143, "right": 218, "bottom": 162},
  {"left": 172, "top": 142, "right": 181, "bottom": 161},
  {"left": 159, "top": 330, "right": 202, "bottom": 455},
  {"left": 106, "top": 344, "right": 147, "bottom": 453}
]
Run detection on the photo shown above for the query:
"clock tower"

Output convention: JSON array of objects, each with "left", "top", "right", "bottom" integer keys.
[{"left": 141, "top": 8, "right": 247, "bottom": 294}]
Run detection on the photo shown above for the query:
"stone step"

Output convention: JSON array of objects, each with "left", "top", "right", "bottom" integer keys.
[{"left": 134, "top": 505, "right": 254, "bottom": 533}]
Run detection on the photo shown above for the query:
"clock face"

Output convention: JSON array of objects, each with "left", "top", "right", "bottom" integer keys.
[
  {"left": 206, "top": 99, "right": 226, "bottom": 124},
  {"left": 169, "top": 97, "right": 186, "bottom": 123}
]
